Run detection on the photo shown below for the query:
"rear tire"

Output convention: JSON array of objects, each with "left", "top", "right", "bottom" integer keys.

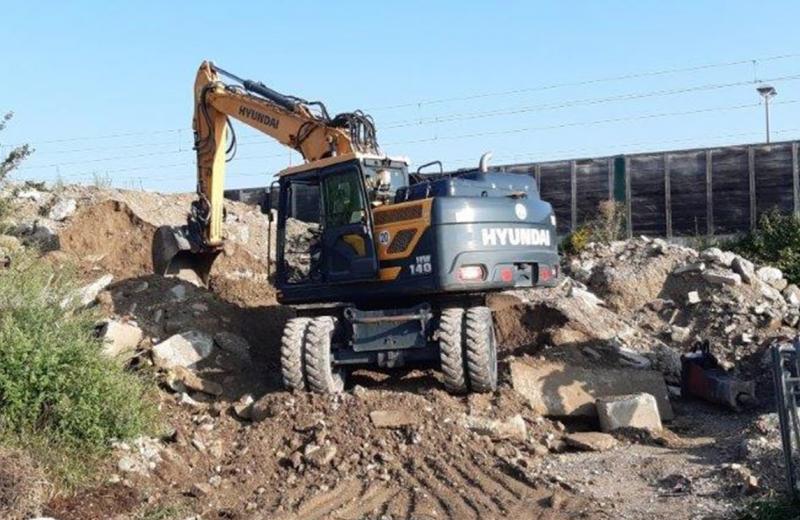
[
  {"left": 438, "top": 308, "right": 468, "bottom": 393},
  {"left": 464, "top": 306, "right": 498, "bottom": 392},
  {"left": 304, "top": 316, "right": 346, "bottom": 393},
  {"left": 281, "top": 318, "right": 311, "bottom": 391}
]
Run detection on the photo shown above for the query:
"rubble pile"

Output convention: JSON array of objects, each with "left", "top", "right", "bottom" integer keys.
[
  {"left": 2, "top": 181, "right": 796, "bottom": 518},
  {"left": 561, "top": 237, "right": 798, "bottom": 378}
]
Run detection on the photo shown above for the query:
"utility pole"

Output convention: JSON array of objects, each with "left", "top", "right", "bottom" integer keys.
[{"left": 757, "top": 84, "right": 777, "bottom": 143}]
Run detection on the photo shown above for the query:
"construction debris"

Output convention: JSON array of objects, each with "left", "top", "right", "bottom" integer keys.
[
  {"left": 509, "top": 360, "right": 673, "bottom": 420},
  {"left": 596, "top": 393, "right": 663, "bottom": 433}
]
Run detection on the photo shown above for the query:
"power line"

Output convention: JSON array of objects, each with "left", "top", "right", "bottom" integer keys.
[
  {"left": 366, "top": 52, "right": 800, "bottom": 111},
  {"left": 386, "top": 99, "right": 800, "bottom": 146},
  {"left": 382, "top": 73, "right": 800, "bottom": 129},
  {"left": 6, "top": 51, "right": 799, "bottom": 149}
]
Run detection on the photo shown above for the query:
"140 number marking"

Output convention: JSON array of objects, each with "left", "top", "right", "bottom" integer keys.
[{"left": 409, "top": 255, "right": 432, "bottom": 275}]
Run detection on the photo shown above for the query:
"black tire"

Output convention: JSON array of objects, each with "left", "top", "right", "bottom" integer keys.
[
  {"left": 465, "top": 306, "right": 498, "bottom": 392},
  {"left": 304, "top": 316, "right": 346, "bottom": 393},
  {"left": 438, "top": 307, "right": 468, "bottom": 394},
  {"left": 281, "top": 317, "right": 311, "bottom": 391}
]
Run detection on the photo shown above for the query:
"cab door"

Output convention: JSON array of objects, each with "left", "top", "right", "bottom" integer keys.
[{"left": 320, "top": 162, "right": 379, "bottom": 282}]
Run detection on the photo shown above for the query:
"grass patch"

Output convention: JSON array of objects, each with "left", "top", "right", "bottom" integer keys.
[{"left": 0, "top": 250, "right": 157, "bottom": 487}]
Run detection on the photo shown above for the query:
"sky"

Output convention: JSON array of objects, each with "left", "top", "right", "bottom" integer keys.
[{"left": 2, "top": 1, "right": 799, "bottom": 193}]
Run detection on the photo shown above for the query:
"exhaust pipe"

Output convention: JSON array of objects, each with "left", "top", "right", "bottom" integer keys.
[{"left": 479, "top": 152, "right": 493, "bottom": 172}]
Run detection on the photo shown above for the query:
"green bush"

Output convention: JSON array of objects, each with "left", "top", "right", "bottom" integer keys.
[
  {"left": 0, "top": 251, "right": 156, "bottom": 454},
  {"left": 731, "top": 209, "right": 800, "bottom": 285}
]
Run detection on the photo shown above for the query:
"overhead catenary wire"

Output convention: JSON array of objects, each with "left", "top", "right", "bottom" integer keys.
[
  {"left": 5, "top": 51, "right": 798, "bottom": 150},
  {"left": 365, "top": 52, "right": 800, "bottom": 111},
  {"left": 385, "top": 99, "right": 800, "bottom": 146}
]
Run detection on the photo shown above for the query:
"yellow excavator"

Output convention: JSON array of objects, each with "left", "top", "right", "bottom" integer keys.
[{"left": 155, "top": 61, "right": 559, "bottom": 394}]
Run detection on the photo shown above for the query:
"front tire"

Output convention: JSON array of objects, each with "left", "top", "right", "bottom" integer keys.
[
  {"left": 464, "top": 306, "right": 498, "bottom": 392},
  {"left": 281, "top": 317, "right": 311, "bottom": 391},
  {"left": 304, "top": 316, "right": 346, "bottom": 393}
]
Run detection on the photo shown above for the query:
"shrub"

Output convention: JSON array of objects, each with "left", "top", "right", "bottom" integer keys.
[
  {"left": 560, "top": 200, "right": 626, "bottom": 255},
  {"left": 730, "top": 209, "right": 800, "bottom": 285},
  {"left": 0, "top": 251, "right": 156, "bottom": 457}
]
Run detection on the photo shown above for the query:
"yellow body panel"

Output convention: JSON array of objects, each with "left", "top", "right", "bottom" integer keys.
[
  {"left": 372, "top": 198, "right": 432, "bottom": 261},
  {"left": 341, "top": 234, "right": 366, "bottom": 256},
  {"left": 378, "top": 266, "right": 402, "bottom": 281}
]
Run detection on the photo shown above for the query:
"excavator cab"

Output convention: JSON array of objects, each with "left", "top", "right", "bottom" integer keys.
[{"left": 275, "top": 156, "right": 408, "bottom": 291}]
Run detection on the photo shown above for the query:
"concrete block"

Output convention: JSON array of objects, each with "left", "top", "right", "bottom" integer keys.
[
  {"left": 510, "top": 360, "right": 673, "bottom": 420},
  {"left": 596, "top": 393, "right": 663, "bottom": 432}
]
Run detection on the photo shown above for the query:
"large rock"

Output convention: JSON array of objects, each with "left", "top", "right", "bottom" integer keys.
[
  {"left": 732, "top": 257, "right": 755, "bottom": 285},
  {"left": 510, "top": 360, "right": 673, "bottom": 420},
  {"left": 66, "top": 274, "right": 113, "bottom": 307},
  {"left": 784, "top": 284, "right": 800, "bottom": 307},
  {"left": 48, "top": 198, "right": 77, "bottom": 221},
  {"left": 596, "top": 393, "right": 663, "bottom": 432},
  {"left": 701, "top": 247, "right": 736, "bottom": 267},
  {"left": 98, "top": 319, "right": 143, "bottom": 358},
  {"left": 152, "top": 331, "right": 215, "bottom": 369},
  {"left": 757, "top": 266, "right": 786, "bottom": 290},
  {"left": 702, "top": 269, "right": 741, "bottom": 286}
]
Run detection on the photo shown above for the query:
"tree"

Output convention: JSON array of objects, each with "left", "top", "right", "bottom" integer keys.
[{"left": 0, "top": 112, "right": 33, "bottom": 182}]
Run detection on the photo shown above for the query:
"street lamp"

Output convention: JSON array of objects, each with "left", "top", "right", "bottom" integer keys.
[{"left": 757, "top": 84, "right": 777, "bottom": 143}]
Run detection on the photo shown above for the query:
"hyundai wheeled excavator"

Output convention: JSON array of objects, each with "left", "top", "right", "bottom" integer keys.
[{"left": 154, "top": 61, "right": 560, "bottom": 394}]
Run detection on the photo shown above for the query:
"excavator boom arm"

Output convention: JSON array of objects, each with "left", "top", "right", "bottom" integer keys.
[{"left": 191, "top": 61, "right": 375, "bottom": 246}]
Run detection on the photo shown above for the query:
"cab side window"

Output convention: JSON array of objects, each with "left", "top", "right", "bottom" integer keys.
[{"left": 323, "top": 168, "right": 366, "bottom": 228}]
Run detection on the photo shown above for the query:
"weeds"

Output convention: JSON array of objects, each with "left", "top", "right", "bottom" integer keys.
[
  {"left": 0, "top": 250, "right": 157, "bottom": 487},
  {"left": 561, "top": 200, "right": 626, "bottom": 255},
  {"left": 730, "top": 209, "right": 800, "bottom": 285}
]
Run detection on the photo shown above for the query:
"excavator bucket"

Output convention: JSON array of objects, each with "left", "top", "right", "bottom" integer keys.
[{"left": 152, "top": 225, "right": 219, "bottom": 286}]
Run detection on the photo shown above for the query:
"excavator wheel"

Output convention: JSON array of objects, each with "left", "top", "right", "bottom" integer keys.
[
  {"left": 304, "top": 316, "right": 347, "bottom": 393},
  {"left": 280, "top": 318, "right": 311, "bottom": 391},
  {"left": 438, "top": 307, "right": 468, "bottom": 394},
  {"left": 464, "top": 306, "right": 498, "bottom": 392}
]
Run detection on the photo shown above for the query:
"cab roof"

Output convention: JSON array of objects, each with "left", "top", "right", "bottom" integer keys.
[{"left": 278, "top": 152, "right": 409, "bottom": 177}]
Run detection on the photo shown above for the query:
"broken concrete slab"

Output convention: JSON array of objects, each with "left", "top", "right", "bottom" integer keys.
[
  {"left": 596, "top": 393, "right": 663, "bottom": 432},
  {"left": 98, "top": 319, "right": 143, "bottom": 358},
  {"left": 66, "top": 273, "right": 113, "bottom": 307},
  {"left": 369, "top": 410, "right": 418, "bottom": 429},
  {"left": 462, "top": 414, "right": 527, "bottom": 442},
  {"left": 510, "top": 360, "right": 673, "bottom": 420},
  {"left": 152, "top": 331, "right": 215, "bottom": 369},
  {"left": 564, "top": 432, "right": 618, "bottom": 452},
  {"left": 702, "top": 269, "right": 741, "bottom": 286}
]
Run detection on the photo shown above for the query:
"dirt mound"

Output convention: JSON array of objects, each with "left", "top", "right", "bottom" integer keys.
[
  {"left": 0, "top": 448, "right": 49, "bottom": 520},
  {"left": 59, "top": 199, "right": 156, "bottom": 279}
]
